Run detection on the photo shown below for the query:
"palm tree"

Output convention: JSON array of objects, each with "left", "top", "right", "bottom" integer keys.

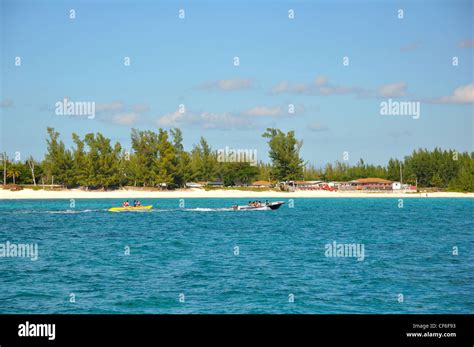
[{"left": 7, "top": 166, "right": 21, "bottom": 184}]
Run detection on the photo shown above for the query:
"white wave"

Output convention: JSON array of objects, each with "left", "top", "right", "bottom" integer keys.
[{"left": 183, "top": 207, "right": 233, "bottom": 212}]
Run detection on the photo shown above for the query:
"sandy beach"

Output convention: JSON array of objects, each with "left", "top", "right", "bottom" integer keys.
[{"left": 0, "top": 188, "right": 472, "bottom": 199}]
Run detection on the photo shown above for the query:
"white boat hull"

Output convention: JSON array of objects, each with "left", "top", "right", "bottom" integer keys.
[{"left": 234, "top": 201, "right": 285, "bottom": 211}]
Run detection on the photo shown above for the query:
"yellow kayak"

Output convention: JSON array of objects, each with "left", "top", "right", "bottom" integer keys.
[{"left": 108, "top": 205, "right": 153, "bottom": 212}]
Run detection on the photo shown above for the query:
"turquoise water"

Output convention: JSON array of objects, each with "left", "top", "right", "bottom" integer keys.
[{"left": 0, "top": 198, "right": 472, "bottom": 314}]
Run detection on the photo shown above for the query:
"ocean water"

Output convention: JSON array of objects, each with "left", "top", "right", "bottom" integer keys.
[{"left": 0, "top": 198, "right": 472, "bottom": 314}]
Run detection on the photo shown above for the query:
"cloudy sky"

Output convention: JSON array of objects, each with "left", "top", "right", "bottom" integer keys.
[{"left": 1, "top": 0, "right": 473, "bottom": 166}]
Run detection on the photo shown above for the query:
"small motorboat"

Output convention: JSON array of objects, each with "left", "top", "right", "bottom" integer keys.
[
  {"left": 232, "top": 201, "right": 285, "bottom": 211},
  {"left": 108, "top": 205, "right": 153, "bottom": 212}
]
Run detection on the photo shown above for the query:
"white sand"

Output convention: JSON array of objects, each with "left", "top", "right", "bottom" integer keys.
[{"left": 0, "top": 188, "right": 472, "bottom": 199}]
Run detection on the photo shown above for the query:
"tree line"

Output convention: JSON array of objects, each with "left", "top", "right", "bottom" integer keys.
[
  {"left": 302, "top": 149, "right": 473, "bottom": 191},
  {"left": 1, "top": 127, "right": 473, "bottom": 191}
]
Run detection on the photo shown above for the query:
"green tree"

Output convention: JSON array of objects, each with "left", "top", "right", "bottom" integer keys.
[
  {"left": 130, "top": 129, "right": 160, "bottom": 186},
  {"left": 7, "top": 163, "right": 21, "bottom": 184},
  {"left": 71, "top": 133, "right": 88, "bottom": 186},
  {"left": 83, "top": 133, "right": 121, "bottom": 188},
  {"left": 262, "top": 128, "right": 304, "bottom": 181},
  {"left": 171, "top": 128, "right": 192, "bottom": 187},
  {"left": 155, "top": 129, "right": 176, "bottom": 187},
  {"left": 190, "top": 137, "right": 217, "bottom": 181},
  {"left": 222, "top": 162, "right": 259, "bottom": 186},
  {"left": 44, "top": 127, "right": 74, "bottom": 186},
  {"left": 448, "top": 154, "right": 474, "bottom": 192},
  {"left": 430, "top": 173, "right": 443, "bottom": 188}
]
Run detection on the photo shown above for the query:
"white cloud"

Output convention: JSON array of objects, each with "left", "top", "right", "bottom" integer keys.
[
  {"left": 434, "top": 84, "right": 474, "bottom": 104},
  {"left": 318, "top": 85, "right": 355, "bottom": 95},
  {"left": 156, "top": 110, "right": 186, "bottom": 127},
  {"left": 243, "top": 106, "right": 283, "bottom": 117},
  {"left": 95, "top": 101, "right": 149, "bottom": 126},
  {"left": 271, "top": 76, "right": 360, "bottom": 96},
  {"left": 198, "top": 78, "right": 254, "bottom": 91},
  {"left": 378, "top": 82, "right": 407, "bottom": 97},
  {"left": 199, "top": 112, "right": 251, "bottom": 129},
  {"left": 271, "top": 81, "right": 308, "bottom": 94},
  {"left": 94, "top": 101, "right": 148, "bottom": 125},
  {"left": 242, "top": 104, "right": 305, "bottom": 117},
  {"left": 314, "top": 76, "right": 359, "bottom": 95},
  {"left": 157, "top": 109, "right": 252, "bottom": 130},
  {"left": 112, "top": 112, "right": 140, "bottom": 125}
]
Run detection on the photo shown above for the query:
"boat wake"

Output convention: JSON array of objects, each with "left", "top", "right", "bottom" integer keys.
[
  {"left": 8, "top": 204, "right": 282, "bottom": 214},
  {"left": 44, "top": 209, "right": 101, "bottom": 214},
  {"left": 182, "top": 207, "right": 233, "bottom": 212},
  {"left": 13, "top": 209, "right": 104, "bottom": 214}
]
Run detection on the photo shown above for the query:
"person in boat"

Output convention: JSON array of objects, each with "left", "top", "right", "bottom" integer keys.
[
  {"left": 265, "top": 200, "right": 269, "bottom": 206},
  {"left": 123, "top": 200, "right": 129, "bottom": 207},
  {"left": 137, "top": 200, "right": 141, "bottom": 207}
]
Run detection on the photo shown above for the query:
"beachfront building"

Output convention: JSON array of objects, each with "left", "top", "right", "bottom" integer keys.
[
  {"left": 294, "top": 181, "right": 324, "bottom": 190},
  {"left": 392, "top": 181, "right": 402, "bottom": 190},
  {"left": 280, "top": 180, "right": 344, "bottom": 191},
  {"left": 348, "top": 178, "right": 393, "bottom": 191}
]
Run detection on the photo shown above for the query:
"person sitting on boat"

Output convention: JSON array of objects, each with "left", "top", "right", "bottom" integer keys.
[
  {"left": 123, "top": 200, "right": 129, "bottom": 207},
  {"left": 136, "top": 200, "right": 141, "bottom": 207}
]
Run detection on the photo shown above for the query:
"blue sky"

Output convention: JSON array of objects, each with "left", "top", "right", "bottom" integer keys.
[{"left": 1, "top": 0, "right": 473, "bottom": 166}]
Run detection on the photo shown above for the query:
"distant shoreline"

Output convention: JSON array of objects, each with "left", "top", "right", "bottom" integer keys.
[{"left": 0, "top": 188, "right": 473, "bottom": 199}]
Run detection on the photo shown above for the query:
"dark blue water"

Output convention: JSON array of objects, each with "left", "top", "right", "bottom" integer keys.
[{"left": 0, "top": 198, "right": 472, "bottom": 313}]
